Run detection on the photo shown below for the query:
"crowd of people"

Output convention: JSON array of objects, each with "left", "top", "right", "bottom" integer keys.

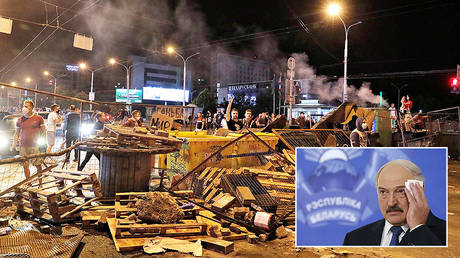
[{"left": 193, "top": 98, "right": 316, "bottom": 133}]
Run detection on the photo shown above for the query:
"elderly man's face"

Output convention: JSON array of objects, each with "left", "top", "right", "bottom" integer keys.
[{"left": 377, "top": 164, "right": 415, "bottom": 226}]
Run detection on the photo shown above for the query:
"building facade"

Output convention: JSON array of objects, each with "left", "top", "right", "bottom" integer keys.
[
  {"left": 130, "top": 55, "right": 192, "bottom": 104},
  {"left": 210, "top": 53, "right": 271, "bottom": 103}
]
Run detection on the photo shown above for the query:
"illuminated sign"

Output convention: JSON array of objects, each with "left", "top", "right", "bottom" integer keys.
[
  {"left": 228, "top": 84, "right": 257, "bottom": 91},
  {"left": 143, "top": 87, "right": 189, "bottom": 102},
  {"left": 115, "top": 89, "right": 142, "bottom": 103},
  {"left": 66, "top": 65, "right": 79, "bottom": 72}
]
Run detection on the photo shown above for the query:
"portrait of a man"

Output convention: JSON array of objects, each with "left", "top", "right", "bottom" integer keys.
[{"left": 343, "top": 159, "right": 446, "bottom": 246}]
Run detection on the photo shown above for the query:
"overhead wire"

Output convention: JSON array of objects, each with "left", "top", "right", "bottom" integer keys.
[
  {"left": 0, "top": 0, "right": 83, "bottom": 76},
  {"left": 1, "top": 0, "right": 101, "bottom": 77}
]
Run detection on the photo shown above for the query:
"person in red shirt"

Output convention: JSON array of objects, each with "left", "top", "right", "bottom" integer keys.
[
  {"left": 124, "top": 110, "right": 144, "bottom": 127},
  {"left": 11, "top": 100, "right": 46, "bottom": 178}
]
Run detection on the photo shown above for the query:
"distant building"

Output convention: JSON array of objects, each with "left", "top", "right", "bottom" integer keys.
[
  {"left": 210, "top": 53, "right": 271, "bottom": 103},
  {"left": 130, "top": 55, "right": 192, "bottom": 104}
]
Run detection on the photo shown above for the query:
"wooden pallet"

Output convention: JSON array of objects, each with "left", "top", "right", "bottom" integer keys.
[
  {"left": 114, "top": 192, "right": 200, "bottom": 219},
  {"left": 14, "top": 169, "right": 102, "bottom": 223},
  {"left": 115, "top": 220, "right": 208, "bottom": 238}
]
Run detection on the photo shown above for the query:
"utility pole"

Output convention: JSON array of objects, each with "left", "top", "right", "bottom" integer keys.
[{"left": 287, "top": 57, "right": 295, "bottom": 125}]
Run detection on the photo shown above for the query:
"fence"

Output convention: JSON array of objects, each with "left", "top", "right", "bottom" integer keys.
[{"left": 426, "top": 106, "right": 460, "bottom": 134}]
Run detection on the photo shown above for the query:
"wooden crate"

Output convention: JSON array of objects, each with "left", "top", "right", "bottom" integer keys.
[{"left": 14, "top": 169, "right": 102, "bottom": 223}]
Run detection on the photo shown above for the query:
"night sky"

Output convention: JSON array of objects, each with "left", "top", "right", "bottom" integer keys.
[{"left": 1, "top": 0, "right": 459, "bottom": 110}]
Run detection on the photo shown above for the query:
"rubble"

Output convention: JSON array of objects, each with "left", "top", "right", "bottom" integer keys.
[{"left": 135, "top": 192, "right": 184, "bottom": 224}]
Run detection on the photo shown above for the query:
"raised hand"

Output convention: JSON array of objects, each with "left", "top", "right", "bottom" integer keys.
[{"left": 404, "top": 182, "right": 429, "bottom": 230}]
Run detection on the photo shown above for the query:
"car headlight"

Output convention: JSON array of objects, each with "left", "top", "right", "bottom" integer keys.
[
  {"left": 36, "top": 137, "right": 46, "bottom": 146},
  {"left": 80, "top": 123, "right": 94, "bottom": 136},
  {"left": 0, "top": 135, "right": 8, "bottom": 149}
]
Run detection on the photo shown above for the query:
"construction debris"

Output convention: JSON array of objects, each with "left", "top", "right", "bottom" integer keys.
[
  {"left": 143, "top": 237, "right": 203, "bottom": 256},
  {"left": 13, "top": 169, "right": 102, "bottom": 223},
  {"left": 135, "top": 192, "right": 184, "bottom": 224}
]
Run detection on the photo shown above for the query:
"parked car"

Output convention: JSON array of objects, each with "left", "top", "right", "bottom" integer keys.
[{"left": 0, "top": 115, "right": 47, "bottom": 158}]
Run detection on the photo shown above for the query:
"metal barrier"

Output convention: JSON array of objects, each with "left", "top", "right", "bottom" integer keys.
[
  {"left": 272, "top": 129, "right": 351, "bottom": 151},
  {"left": 427, "top": 106, "right": 460, "bottom": 134}
]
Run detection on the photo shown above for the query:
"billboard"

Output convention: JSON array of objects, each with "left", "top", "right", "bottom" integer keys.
[
  {"left": 115, "top": 89, "right": 142, "bottom": 103},
  {"left": 143, "top": 87, "right": 189, "bottom": 102},
  {"left": 296, "top": 147, "right": 447, "bottom": 246}
]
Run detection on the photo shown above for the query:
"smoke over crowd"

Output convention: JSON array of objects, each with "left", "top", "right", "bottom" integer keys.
[{"left": 82, "top": 0, "right": 384, "bottom": 107}]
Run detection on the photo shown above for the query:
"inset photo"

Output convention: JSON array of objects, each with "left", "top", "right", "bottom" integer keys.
[{"left": 296, "top": 147, "right": 447, "bottom": 247}]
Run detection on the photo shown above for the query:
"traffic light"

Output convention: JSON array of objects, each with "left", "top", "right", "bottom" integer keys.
[
  {"left": 451, "top": 77, "right": 459, "bottom": 94},
  {"left": 451, "top": 77, "right": 458, "bottom": 87}
]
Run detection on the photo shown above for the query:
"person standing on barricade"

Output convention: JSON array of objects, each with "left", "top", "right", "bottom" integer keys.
[{"left": 11, "top": 100, "right": 46, "bottom": 178}]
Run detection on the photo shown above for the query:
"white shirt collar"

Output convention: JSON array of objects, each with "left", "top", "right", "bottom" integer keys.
[{"left": 380, "top": 220, "right": 410, "bottom": 246}]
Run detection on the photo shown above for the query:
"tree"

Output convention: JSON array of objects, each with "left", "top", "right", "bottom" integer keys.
[{"left": 193, "top": 89, "right": 217, "bottom": 113}]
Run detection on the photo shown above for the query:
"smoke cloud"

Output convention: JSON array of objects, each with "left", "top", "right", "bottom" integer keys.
[{"left": 80, "top": 0, "right": 384, "bottom": 107}]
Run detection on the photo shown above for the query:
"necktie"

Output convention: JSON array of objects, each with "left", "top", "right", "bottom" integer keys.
[{"left": 389, "top": 226, "right": 404, "bottom": 246}]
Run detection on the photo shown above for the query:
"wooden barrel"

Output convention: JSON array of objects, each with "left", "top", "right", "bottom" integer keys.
[{"left": 99, "top": 152, "right": 152, "bottom": 197}]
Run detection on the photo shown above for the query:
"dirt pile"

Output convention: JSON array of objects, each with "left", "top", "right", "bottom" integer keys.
[{"left": 135, "top": 192, "right": 184, "bottom": 223}]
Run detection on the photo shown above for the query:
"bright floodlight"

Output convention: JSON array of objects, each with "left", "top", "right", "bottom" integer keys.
[
  {"left": 167, "top": 47, "right": 175, "bottom": 54},
  {"left": 109, "top": 58, "right": 116, "bottom": 64},
  {"left": 11, "top": 81, "right": 16, "bottom": 86},
  {"left": 327, "top": 3, "right": 341, "bottom": 16},
  {"left": 25, "top": 77, "right": 32, "bottom": 83},
  {"left": 43, "top": 71, "right": 49, "bottom": 76},
  {"left": 79, "top": 62, "right": 87, "bottom": 69}
]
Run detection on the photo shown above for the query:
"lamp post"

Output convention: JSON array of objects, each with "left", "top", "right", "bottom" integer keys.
[
  {"left": 109, "top": 58, "right": 143, "bottom": 111},
  {"left": 25, "top": 77, "right": 38, "bottom": 107},
  {"left": 327, "top": 3, "right": 362, "bottom": 103},
  {"left": 43, "top": 71, "right": 57, "bottom": 104},
  {"left": 167, "top": 47, "right": 200, "bottom": 106},
  {"left": 79, "top": 62, "right": 106, "bottom": 111}
]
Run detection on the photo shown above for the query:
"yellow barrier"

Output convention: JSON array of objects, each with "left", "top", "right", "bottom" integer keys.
[{"left": 166, "top": 132, "right": 279, "bottom": 171}]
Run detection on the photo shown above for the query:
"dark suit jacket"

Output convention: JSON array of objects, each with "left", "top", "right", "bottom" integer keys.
[{"left": 343, "top": 211, "right": 446, "bottom": 246}]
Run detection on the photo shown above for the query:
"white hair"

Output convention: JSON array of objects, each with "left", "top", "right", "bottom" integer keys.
[{"left": 375, "top": 159, "right": 425, "bottom": 185}]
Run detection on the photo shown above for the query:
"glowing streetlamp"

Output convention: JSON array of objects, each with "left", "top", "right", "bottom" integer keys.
[
  {"left": 43, "top": 70, "right": 57, "bottom": 104},
  {"left": 11, "top": 81, "right": 16, "bottom": 86},
  {"left": 24, "top": 77, "right": 37, "bottom": 105},
  {"left": 166, "top": 46, "right": 199, "bottom": 106},
  {"left": 327, "top": 3, "right": 362, "bottom": 102}
]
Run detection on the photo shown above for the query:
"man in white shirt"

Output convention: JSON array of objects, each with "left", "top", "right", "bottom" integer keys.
[
  {"left": 46, "top": 104, "right": 62, "bottom": 155},
  {"left": 343, "top": 159, "right": 446, "bottom": 246}
]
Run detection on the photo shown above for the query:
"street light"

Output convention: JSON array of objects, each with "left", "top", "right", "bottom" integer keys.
[
  {"left": 24, "top": 77, "right": 38, "bottom": 106},
  {"left": 79, "top": 62, "right": 106, "bottom": 111},
  {"left": 43, "top": 70, "right": 57, "bottom": 104},
  {"left": 166, "top": 47, "right": 200, "bottom": 106},
  {"left": 327, "top": 3, "right": 362, "bottom": 103},
  {"left": 109, "top": 58, "right": 142, "bottom": 109}
]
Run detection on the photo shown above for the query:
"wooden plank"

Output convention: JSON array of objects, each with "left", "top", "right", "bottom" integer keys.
[
  {"left": 235, "top": 186, "right": 256, "bottom": 206},
  {"left": 200, "top": 237, "right": 234, "bottom": 254},
  {"left": 197, "top": 167, "right": 212, "bottom": 180},
  {"left": 204, "top": 188, "right": 218, "bottom": 203},
  {"left": 211, "top": 195, "right": 235, "bottom": 212},
  {"left": 42, "top": 172, "right": 86, "bottom": 181}
]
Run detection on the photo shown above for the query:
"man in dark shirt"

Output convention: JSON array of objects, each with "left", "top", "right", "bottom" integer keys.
[
  {"left": 295, "top": 112, "right": 307, "bottom": 129},
  {"left": 62, "top": 105, "right": 80, "bottom": 161},
  {"left": 225, "top": 98, "right": 243, "bottom": 131}
]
